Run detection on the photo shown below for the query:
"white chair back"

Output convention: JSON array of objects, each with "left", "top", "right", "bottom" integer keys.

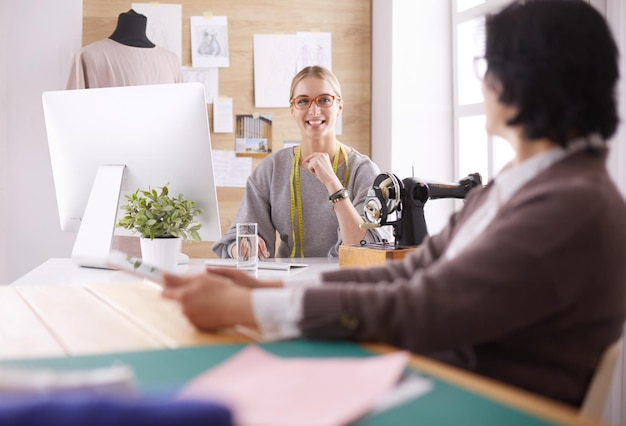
[{"left": 580, "top": 338, "right": 623, "bottom": 419}]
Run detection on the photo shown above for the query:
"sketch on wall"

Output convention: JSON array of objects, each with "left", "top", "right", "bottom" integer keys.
[
  {"left": 190, "top": 16, "right": 230, "bottom": 68},
  {"left": 253, "top": 34, "right": 297, "bottom": 108},
  {"left": 296, "top": 32, "right": 332, "bottom": 71},
  {"left": 253, "top": 32, "right": 333, "bottom": 108},
  {"left": 181, "top": 67, "right": 219, "bottom": 104}
]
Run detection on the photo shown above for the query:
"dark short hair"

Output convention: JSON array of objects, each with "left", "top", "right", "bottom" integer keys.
[{"left": 485, "top": 0, "right": 619, "bottom": 147}]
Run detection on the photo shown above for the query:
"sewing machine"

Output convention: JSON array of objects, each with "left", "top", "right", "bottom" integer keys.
[{"left": 339, "top": 172, "right": 482, "bottom": 267}]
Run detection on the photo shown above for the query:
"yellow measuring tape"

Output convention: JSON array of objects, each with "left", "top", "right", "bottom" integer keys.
[{"left": 289, "top": 143, "right": 349, "bottom": 257}]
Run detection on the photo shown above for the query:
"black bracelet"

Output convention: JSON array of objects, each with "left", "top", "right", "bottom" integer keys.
[{"left": 329, "top": 188, "right": 349, "bottom": 204}]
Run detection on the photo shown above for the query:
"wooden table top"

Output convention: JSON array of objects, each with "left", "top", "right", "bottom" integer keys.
[{"left": 0, "top": 281, "right": 600, "bottom": 425}]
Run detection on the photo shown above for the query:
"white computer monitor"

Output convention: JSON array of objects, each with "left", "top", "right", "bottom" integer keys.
[{"left": 42, "top": 82, "right": 222, "bottom": 268}]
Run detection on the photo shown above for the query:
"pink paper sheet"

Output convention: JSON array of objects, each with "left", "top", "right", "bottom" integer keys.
[{"left": 178, "top": 345, "right": 409, "bottom": 426}]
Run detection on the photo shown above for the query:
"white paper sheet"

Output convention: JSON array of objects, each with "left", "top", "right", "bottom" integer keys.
[
  {"left": 213, "top": 97, "right": 233, "bottom": 133},
  {"left": 296, "top": 31, "right": 332, "bottom": 71},
  {"left": 181, "top": 67, "right": 218, "bottom": 104},
  {"left": 211, "top": 150, "right": 252, "bottom": 188},
  {"left": 253, "top": 34, "right": 297, "bottom": 108},
  {"left": 0, "top": 365, "right": 136, "bottom": 398}
]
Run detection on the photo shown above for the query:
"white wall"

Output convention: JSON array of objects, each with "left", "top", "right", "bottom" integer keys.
[
  {"left": 371, "top": 0, "right": 393, "bottom": 173},
  {"left": 1, "top": 0, "right": 81, "bottom": 284},
  {"left": 0, "top": 1, "right": 9, "bottom": 285},
  {"left": 606, "top": 0, "right": 626, "bottom": 197},
  {"left": 372, "top": 0, "right": 454, "bottom": 236}
]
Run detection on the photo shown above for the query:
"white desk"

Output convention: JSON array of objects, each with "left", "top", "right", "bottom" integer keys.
[{"left": 10, "top": 257, "right": 340, "bottom": 286}]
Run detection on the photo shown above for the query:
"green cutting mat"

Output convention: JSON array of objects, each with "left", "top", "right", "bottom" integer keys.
[{"left": 0, "top": 340, "right": 555, "bottom": 426}]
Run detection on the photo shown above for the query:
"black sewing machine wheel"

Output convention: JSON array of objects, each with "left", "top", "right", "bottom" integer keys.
[{"left": 363, "top": 172, "right": 403, "bottom": 226}]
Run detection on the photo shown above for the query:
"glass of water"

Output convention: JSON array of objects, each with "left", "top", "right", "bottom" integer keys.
[{"left": 236, "top": 223, "right": 259, "bottom": 270}]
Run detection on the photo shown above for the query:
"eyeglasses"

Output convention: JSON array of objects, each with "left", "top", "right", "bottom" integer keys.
[
  {"left": 473, "top": 56, "right": 488, "bottom": 80},
  {"left": 290, "top": 94, "right": 340, "bottom": 110}
]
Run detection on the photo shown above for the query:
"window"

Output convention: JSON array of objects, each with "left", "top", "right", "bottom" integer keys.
[{"left": 452, "top": 0, "right": 514, "bottom": 184}]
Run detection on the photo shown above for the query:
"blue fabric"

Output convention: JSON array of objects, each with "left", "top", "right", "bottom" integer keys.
[{"left": 0, "top": 395, "right": 233, "bottom": 426}]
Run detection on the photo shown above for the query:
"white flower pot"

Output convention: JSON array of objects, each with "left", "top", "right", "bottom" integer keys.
[{"left": 139, "top": 237, "right": 182, "bottom": 272}]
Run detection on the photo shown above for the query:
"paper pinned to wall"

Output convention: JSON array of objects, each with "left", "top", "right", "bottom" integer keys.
[
  {"left": 190, "top": 16, "right": 230, "bottom": 68},
  {"left": 235, "top": 114, "right": 271, "bottom": 153},
  {"left": 211, "top": 150, "right": 251, "bottom": 188},
  {"left": 296, "top": 31, "right": 332, "bottom": 71},
  {"left": 131, "top": 3, "right": 182, "bottom": 63},
  {"left": 213, "top": 97, "right": 233, "bottom": 133},
  {"left": 181, "top": 67, "right": 218, "bottom": 104},
  {"left": 253, "top": 32, "right": 333, "bottom": 108},
  {"left": 253, "top": 34, "right": 297, "bottom": 108}
]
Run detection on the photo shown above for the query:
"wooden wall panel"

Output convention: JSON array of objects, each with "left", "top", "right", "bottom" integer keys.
[{"left": 82, "top": 1, "right": 371, "bottom": 255}]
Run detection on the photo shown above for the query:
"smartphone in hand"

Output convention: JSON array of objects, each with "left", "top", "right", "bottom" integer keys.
[{"left": 106, "top": 250, "right": 165, "bottom": 284}]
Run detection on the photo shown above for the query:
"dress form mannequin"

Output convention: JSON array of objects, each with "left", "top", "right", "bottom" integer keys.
[
  {"left": 108, "top": 9, "right": 155, "bottom": 48},
  {"left": 66, "top": 8, "right": 181, "bottom": 89}
]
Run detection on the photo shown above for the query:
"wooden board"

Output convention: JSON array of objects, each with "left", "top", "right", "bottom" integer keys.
[
  {"left": 0, "top": 287, "right": 66, "bottom": 360},
  {"left": 85, "top": 282, "right": 253, "bottom": 347},
  {"left": 16, "top": 285, "right": 164, "bottom": 356},
  {"left": 338, "top": 245, "right": 417, "bottom": 268}
]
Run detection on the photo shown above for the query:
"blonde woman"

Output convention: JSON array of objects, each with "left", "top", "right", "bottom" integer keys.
[{"left": 212, "top": 66, "right": 391, "bottom": 258}]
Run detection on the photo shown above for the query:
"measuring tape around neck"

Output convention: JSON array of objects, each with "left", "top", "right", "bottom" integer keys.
[{"left": 289, "top": 143, "right": 349, "bottom": 257}]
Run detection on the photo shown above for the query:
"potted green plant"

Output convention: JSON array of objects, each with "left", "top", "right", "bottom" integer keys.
[{"left": 116, "top": 184, "right": 203, "bottom": 270}]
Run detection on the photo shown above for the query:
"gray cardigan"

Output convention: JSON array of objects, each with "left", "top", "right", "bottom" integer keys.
[
  {"left": 300, "top": 148, "right": 626, "bottom": 407},
  {"left": 212, "top": 147, "right": 391, "bottom": 258}
]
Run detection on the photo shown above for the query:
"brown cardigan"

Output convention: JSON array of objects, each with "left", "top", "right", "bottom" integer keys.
[{"left": 299, "top": 148, "right": 626, "bottom": 407}]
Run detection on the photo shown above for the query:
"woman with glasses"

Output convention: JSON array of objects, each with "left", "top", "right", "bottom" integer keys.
[
  {"left": 212, "top": 66, "right": 391, "bottom": 259},
  {"left": 167, "top": 0, "right": 625, "bottom": 406}
]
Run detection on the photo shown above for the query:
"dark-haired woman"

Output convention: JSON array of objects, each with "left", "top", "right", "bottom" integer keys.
[{"left": 164, "top": 0, "right": 626, "bottom": 407}]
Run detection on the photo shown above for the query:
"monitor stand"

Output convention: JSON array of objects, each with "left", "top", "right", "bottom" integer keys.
[{"left": 72, "top": 165, "right": 126, "bottom": 269}]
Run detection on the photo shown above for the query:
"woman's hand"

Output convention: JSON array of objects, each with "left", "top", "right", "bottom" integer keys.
[
  {"left": 231, "top": 236, "right": 270, "bottom": 259},
  {"left": 258, "top": 237, "right": 270, "bottom": 259},
  {"left": 205, "top": 267, "right": 284, "bottom": 289},
  {"left": 162, "top": 271, "right": 257, "bottom": 331},
  {"left": 302, "top": 152, "right": 341, "bottom": 189}
]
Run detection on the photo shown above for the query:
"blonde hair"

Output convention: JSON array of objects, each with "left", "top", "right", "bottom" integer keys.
[{"left": 289, "top": 66, "right": 343, "bottom": 100}]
